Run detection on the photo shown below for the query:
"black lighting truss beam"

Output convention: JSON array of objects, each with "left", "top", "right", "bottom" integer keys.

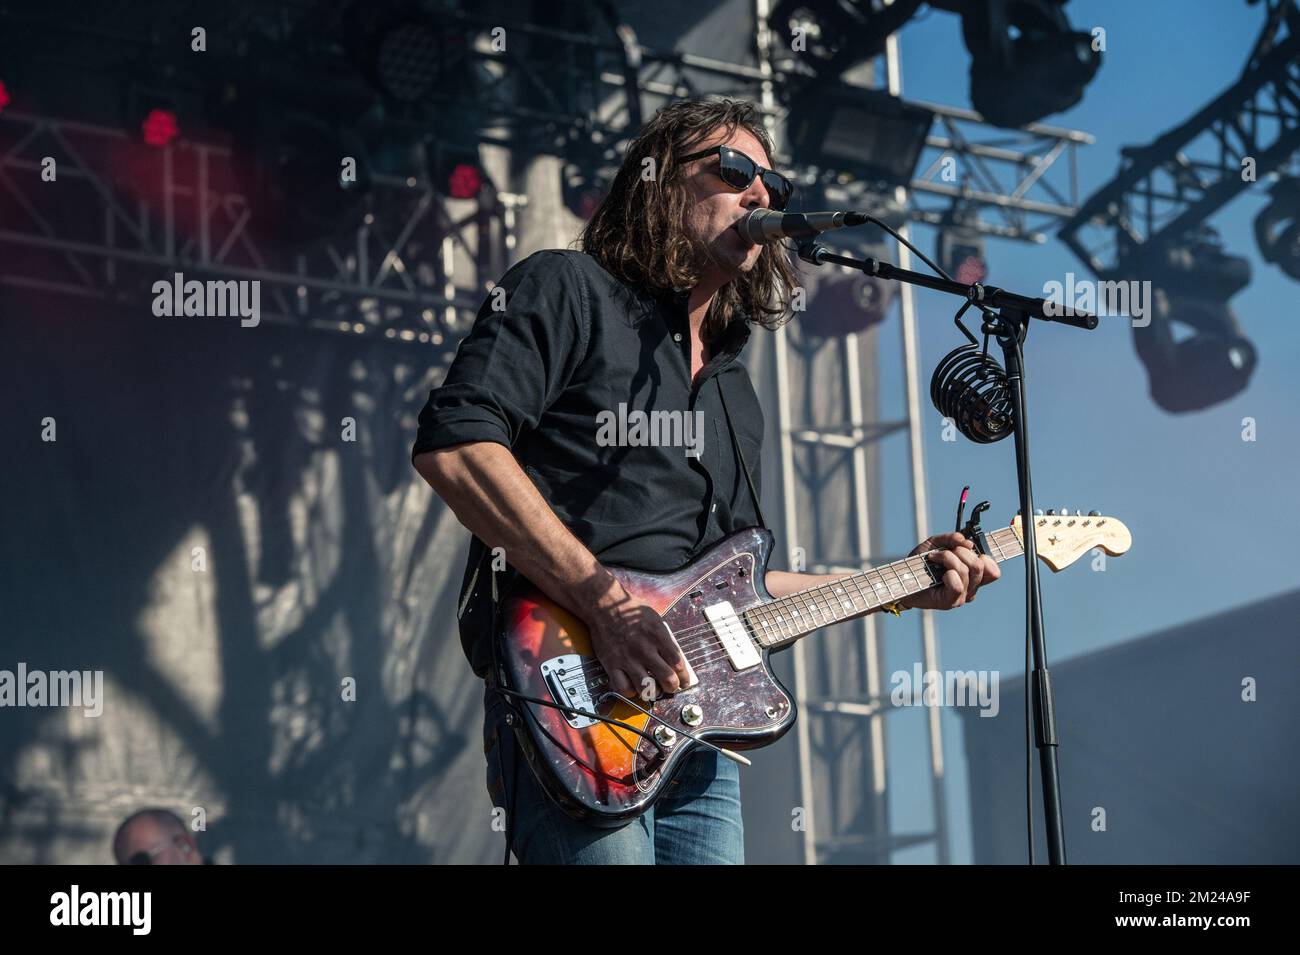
[
  {"left": 908, "top": 100, "right": 1093, "bottom": 242},
  {"left": 1059, "top": 0, "right": 1300, "bottom": 277},
  {"left": 0, "top": 109, "right": 510, "bottom": 349}
]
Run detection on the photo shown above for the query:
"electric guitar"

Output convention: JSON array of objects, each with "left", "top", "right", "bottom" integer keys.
[{"left": 494, "top": 507, "right": 1131, "bottom": 825}]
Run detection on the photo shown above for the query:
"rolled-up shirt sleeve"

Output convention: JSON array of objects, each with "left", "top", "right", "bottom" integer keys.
[{"left": 411, "top": 250, "right": 590, "bottom": 463}]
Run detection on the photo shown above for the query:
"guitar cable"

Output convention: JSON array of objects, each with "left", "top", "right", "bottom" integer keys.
[
  {"left": 601, "top": 690, "right": 753, "bottom": 768},
  {"left": 487, "top": 678, "right": 667, "bottom": 865},
  {"left": 495, "top": 681, "right": 750, "bottom": 767}
]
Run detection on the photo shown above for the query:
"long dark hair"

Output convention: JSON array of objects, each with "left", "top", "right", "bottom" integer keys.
[{"left": 576, "top": 98, "right": 798, "bottom": 341}]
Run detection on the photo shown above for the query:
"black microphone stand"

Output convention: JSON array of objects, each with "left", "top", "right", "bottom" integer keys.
[{"left": 796, "top": 239, "right": 1097, "bottom": 866}]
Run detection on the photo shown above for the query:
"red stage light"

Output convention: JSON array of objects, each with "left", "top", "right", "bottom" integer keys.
[
  {"left": 447, "top": 162, "right": 482, "bottom": 199},
  {"left": 141, "top": 108, "right": 179, "bottom": 147},
  {"left": 0, "top": 80, "right": 11, "bottom": 113}
]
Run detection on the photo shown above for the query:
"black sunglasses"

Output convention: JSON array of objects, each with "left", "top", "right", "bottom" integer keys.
[{"left": 676, "top": 145, "right": 793, "bottom": 211}]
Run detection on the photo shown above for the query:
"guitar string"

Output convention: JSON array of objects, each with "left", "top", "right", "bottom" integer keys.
[
  {"left": 549, "top": 547, "right": 1027, "bottom": 697},
  {"left": 629, "top": 547, "right": 962, "bottom": 651},
  {"left": 560, "top": 561, "right": 946, "bottom": 677},
  {"left": 538, "top": 531, "right": 1024, "bottom": 683},
  {"left": 565, "top": 532, "right": 1022, "bottom": 664},
  {"left": 552, "top": 545, "right": 1013, "bottom": 693},
  {"left": 655, "top": 536, "right": 1010, "bottom": 654}
]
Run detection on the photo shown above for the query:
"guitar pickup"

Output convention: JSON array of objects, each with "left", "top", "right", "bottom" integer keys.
[{"left": 704, "top": 601, "right": 761, "bottom": 670}]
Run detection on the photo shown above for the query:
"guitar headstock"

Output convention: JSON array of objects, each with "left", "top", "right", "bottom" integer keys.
[{"left": 1011, "top": 512, "right": 1132, "bottom": 571}]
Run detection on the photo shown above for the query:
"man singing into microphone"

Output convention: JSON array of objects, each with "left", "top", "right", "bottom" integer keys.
[{"left": 411, "top": 97, "right": 999, "bottom": 864}]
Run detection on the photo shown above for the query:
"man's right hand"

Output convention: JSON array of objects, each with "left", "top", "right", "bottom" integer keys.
[
  {"left": 413, "top": 444, "right": 698, "bottom": 702},
  {"left": 585, "top": 580, "right": 697, "bottom": 703}
]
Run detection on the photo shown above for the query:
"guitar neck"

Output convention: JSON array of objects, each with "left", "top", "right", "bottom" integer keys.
[{"left": 744, "top": 526, "right": 1024, "bottom": 650}]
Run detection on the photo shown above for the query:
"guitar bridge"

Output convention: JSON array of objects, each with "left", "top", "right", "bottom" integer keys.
[{"left": 539, "top": 655, "right": 602, "bottom": 729}]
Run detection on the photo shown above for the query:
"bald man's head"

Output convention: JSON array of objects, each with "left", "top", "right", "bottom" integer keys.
[{"left": 113, "top": 808, "right": 202, "bottom": 865}]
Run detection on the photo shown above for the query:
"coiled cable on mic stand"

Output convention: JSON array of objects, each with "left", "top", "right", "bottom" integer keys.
[{"left": 930, "top": 338, "right": 1014, "bottom": 444}]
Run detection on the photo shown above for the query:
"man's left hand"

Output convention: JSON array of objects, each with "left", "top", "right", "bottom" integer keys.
[{"left": 900, "top": 532, "right": 1000, "bottom": 611}]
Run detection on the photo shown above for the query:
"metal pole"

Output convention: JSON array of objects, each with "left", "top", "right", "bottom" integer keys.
[{"left": 886, "top": 28, "right": 951, "bottom": 865}]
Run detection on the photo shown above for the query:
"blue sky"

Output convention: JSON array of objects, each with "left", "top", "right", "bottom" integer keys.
[{"left": 857, "top": 0, "right": 1300, "bottom": 863}]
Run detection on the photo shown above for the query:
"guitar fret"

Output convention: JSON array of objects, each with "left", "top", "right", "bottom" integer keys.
[
  {"left": 742, "top": 524, "right": 1031, "bottom": 650},
  {"left": 813, "top": 583, "right": 838, "bottom": 624},
  {"left": 770, "top": 601, "right": 792, "bottom": 643},
  {"left": 789, "top": 590, "right": 812, "bottom": 633},
  {"left": 837, "top": 579, "right": 857, "bottom": 615},
  {"left": 802, "top": 586, "right": 823, "bottom": 623},
  {"left": 910, "top": 556, "right": 935, "bottom": 592},
  {"left": 918, "top": 556, "right": 940, "bottom": 588},
  {"left": 866, "top": 569, "right": 886, "bottom": 602},
  {"left": 751, "top": 605, "right": 776, "bottom": 647},
  {"left": 805, "top": 588, "right": 828, "bottom": 626},
  {"left": 847, "top": 573, "right": 873, "bottom": 613},
  {"left": 898, "top": 560, "right": 919, "bottom": 597},
  {"left": 887, "top": 562, "right": 906, "bottom": 600},
  {"left": 762, "top": 602, "right": 780, "bottom": 644}
]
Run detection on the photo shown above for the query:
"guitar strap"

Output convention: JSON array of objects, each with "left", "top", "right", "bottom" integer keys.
[{"left": 717, "top": 376, "right": 768, "bottom": 531}]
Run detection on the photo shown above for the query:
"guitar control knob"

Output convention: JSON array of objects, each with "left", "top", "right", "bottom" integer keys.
[
  {"left": 681, "top": 703, "right": 704, "bottom": 727},
  {"left": 653, "top": 725, "right": 678, "bottom": 747}
]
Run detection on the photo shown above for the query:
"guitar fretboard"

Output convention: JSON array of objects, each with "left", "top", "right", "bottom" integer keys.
[{"left": 742, "top": 526, "right": 1024, "bottom": 649}]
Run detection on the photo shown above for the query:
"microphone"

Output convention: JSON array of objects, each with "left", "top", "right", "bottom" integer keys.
[{"left": 737, "top": 209, "right": 868, "bottom": 246}]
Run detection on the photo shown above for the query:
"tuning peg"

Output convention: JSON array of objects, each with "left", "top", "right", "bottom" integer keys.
[
  {"left": 1088, "top": 509, "right": 1100, "bottom": 516},
  {"left": 1045, "top": 509, "right": 1055, "bottom": 515},
  {"left": 1059, "top": 507, "right": 1070, "bottom": 516},
  {"left": 1034, "top": 509, "right": 1044, "bottom": 516}
]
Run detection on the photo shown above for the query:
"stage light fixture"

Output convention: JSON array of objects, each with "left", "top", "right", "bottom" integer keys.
[
  {"left": 796, "top": 244, "right": 896, "bottom": 338},
  {"left": 936, "top": 212, "right": 988, "bottom": 285},
  {"left": 768, "top": 0, "right": 928, "bottom": 78},
  {"left": 1132, "top": 232, "right": 1256, "bottom": 413},
  {"left": 1253, "top": 176, "right": 1300, "bottom": 281},
  {"left": 954, "top": 0, "right": 1101, "bottom": 128},
  {"left": 786, "top": 83, "right": 934, "bottom": 186},
  {"left": 428, "top": 141, "right": 489, "bottom": 200},
  {"left": 141, "top": 108, "right": 179, "bottom": 147},
  {"left": 125, "top": 82, "right": 181, "bottom": 148},
  {"left": 374, "top": 19, "right": 442, "bottom": 102},
  {"left": 343, "top": 2, "right": 472, "bottom": 106},
  {"left": 559, "top": 131, "right": 615, "bottom": 221}
]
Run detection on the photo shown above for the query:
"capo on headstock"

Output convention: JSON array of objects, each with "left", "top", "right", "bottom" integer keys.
[{"left": 955, "top": 485, "right": 993, "bottom": 557}]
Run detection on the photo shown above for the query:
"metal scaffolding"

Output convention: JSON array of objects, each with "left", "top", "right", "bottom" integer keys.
[
  {"left": 0, "top": 109, "right": 520, "bottom": 349},
  {"left": 758, "top": 13, "right": 1093, "bottom": 864}
]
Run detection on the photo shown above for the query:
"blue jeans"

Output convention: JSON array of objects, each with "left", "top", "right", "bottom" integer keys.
[{"left": 482, "top": 679, "right": 745, "bottom": 864}]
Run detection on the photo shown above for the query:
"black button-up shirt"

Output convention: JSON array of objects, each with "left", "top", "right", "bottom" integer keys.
[{"left": 411, "top": 249, "right": 764, "bottom": 676}]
